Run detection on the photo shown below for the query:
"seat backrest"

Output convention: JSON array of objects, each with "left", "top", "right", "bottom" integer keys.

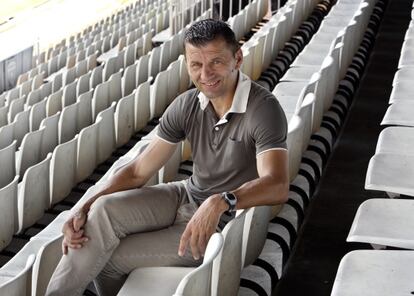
[
  {"left": 0, "top": 175, "right": 19, "bottom": 251},
  {"left": 242, "top": 206, "right": 271, "bottom": 268},
  {"left": 296, "top": 93, "right": 315, "bottom": 153},
  {"left": 134, "top": 78, "right": 151, "bottom": 132},
  {"left": 59, "top": 102, "right": 79, "bottom": 144},
  {"left": 122, "top": 62, "right": 137, "bottom": 97},
  {"left": 29, "top": 98, "right": 47, "bottom": 131},
  {"left": 287, "top": 115, "right": 304, "bottom": 181},
  {"left": 17, "top": 127, "right": 45, "bottom": 177},
  {"left": 150, "top": 69, "right": 168, "bottom": 119},
  {"left": 77, "top": 89, "right": 93, "bottom": 131},
  {"left": 0, "top": 254, "right": 35, "bottom": 295},
  {"left": 50, "top": 135, "right": 78, "bottom": 206},
  {"left": 77, "top": 71, "right": 91, "bottom": 98},
  {"left": 115, "top": 92, "right": 135, "bottom": 148},
  {"left": 96, "top": 103, "right": 116, "bottom": 164},
  {"left": 211, "top": 209, "right": 249, "bottom": 296},
  {"left": 39, "top": 112, "right": 60, "bottom": 159},
  {"left": 18, "top": 153, "right": 52, "bottom": 233},
  {"left": 0, "top": 140, "right": 16, "bottom": 188},
  {"left": 46, "top": 89, "right": 63, "bottom": 117},
  {"left": 76, "top": 120, "right": 99, "bottom": 182},
  {"left": 31, "top": 235, "right": 64, "bottom": 296},
  {"left": 92, "top": 81, "right": 110, "bottom": 120},
  {"left": 173, "top": 233, "right": 224, "bottom": 296},
  {"left": 108, "top": 71, "right": 123, "bottom": 104}
]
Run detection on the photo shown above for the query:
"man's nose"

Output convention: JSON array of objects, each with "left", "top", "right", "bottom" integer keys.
[{"left": 200, "top": 64, "right": 213, "bottom": 80}]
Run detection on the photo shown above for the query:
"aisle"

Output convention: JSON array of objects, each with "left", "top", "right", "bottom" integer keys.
[{"left": 273, "top": 0, "right": 413, "bottom": 295}]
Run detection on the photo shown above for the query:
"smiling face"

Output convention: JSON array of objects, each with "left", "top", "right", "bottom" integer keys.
[{"left": 185, "top": 38, "right": 243, "bottom": 102}]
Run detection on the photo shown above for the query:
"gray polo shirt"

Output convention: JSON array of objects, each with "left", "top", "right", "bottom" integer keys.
[{"left": 158, "top": 72, "right": 287, "bottom": 204}]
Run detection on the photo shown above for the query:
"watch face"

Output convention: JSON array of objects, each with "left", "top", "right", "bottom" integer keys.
[{"left": 226, "top": 193, "right": 237, "bottom": 202}]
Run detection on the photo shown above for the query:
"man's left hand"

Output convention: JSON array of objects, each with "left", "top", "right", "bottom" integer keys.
[{"left": 178, "top": 194, "right": 228, "bottom": 260}]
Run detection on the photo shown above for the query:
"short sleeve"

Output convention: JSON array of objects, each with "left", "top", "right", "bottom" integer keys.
[
  {"left": 249, "top": 96, "right": 288, "bottom": 155},
  {"left": 157, "top": 95, "right": 186, "bottom": 143}
]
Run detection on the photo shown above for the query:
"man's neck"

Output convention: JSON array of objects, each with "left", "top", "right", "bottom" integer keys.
[{"left": 210, "top": 95, "right": 234, "bottom": 119}]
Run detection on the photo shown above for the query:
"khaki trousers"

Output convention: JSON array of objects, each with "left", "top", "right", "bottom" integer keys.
[{"left": 46, "top": 181, "right": 201, "bottom": 296}]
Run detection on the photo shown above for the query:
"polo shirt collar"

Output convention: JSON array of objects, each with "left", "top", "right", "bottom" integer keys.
[{"left": 198, "top": 71, "right": 252, "bottom": 120}]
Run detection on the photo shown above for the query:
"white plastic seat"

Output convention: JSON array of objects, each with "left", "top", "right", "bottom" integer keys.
[
  {"left": 103, "top": 56, "right": 119, "bottom": 81},
  {"left": 0, "top": 239, "right": 51, "bottom": 295},
  {"left": 77, "top": 90, "right": 93, "bottom": 130},
  {"left": 108, "top": 71, "right": 123, "bottom": 104},
  {"left": 16, "top": 127, "right": 45, "bottom": 177},
  {"left": 119, "top": 209, "right": 249, "bottom": 296},
  {"left": 46, "top": 89, "right": 63, "bottom": 117},
  {"left": 375, "top": 126, "right": 414, "bottom": 155},
  {"left": 39, "top": 112, "right": 60, "bottom": 159},
  {"left": 134, "top": 78, "right": 151, "bottom": 132},
  {"left": 150, "top": 70, "right": 168, "bottom": 119},
  {"left": 31, "top": 235, "right": 64, "bottom": 296},
  {"left": 29, "top": 99, "right": 47, "bottom": 131},
  {"left": 17, "top": 153, "right": 52, "bottom": 233},
  {"left": 0, "top": 175, "right": 19, "bottom": 251},
  {"left": 148, "top": 46, "right": 162, "bottom": 78},
  {"left": 0, "top": 254, "right": 36, "bottom": 295},
  {"left": 59, "top": 102, "right": 79, "bottom": 143},
  {"left": 122, "top": 63, "right": 137, "bottom": 96},
  {"left": 77, "top": 120, "right": 100, "bottom": 182},
  {"left": 62, "top": 79, "right": 78, "bottom": 107},
  {"left": 136, "top": 54, "right": 150, "bottom": 85},
  {"left": 27, "top": 89, "right": 41, "bottom": 107},
  {"left": 389, "top": 81, "right": 414, "bottom": 104},
  {"left": 115, "top": 92, "right": 135, "bottom": 147},
  {"left": 119, "top": 233, "right": 224, "bottom": 296},
  {"left": 331, "top": 250, "right": 414, "bottom": 296},
  {"left": 0, "top": 140, "right": 16, "bottom": 188},
  {"left": 92, "top": 80, "right": 110, "bottom": 120},
  {"left": 8, "top": 95, "right": 25, "bottom": 123},
  {"left": 167, "top": 60, "right": 181, "bottom": 105},
  {"left": 347, "top": 198, "right": 414, "bottom": 249},
  {"left": 50, "top": 136, "right": 78, "bottom": 206},
  {"left": 381, "top": 101, "right": 414, "bottom": 127},
  {"left": 392, "top": 66, "right": 414, "bottom": 86},
  {"left": 90, "top": 64, "right": 103, "bottom": 89},
  {"left": 97, "top": 103, "right": 116, "bottom": 164},
  {"left": 76, "top": 71, "right": 91, "bottom": 97},
  {"left": 13, "top": 109, "right": 30, "bottom": 148},
  {"left": 365, "top": 152, "right": 414, "bottom": 197},
  {"left": 286, "top": 115, "right": 304, "bottom": 182}
]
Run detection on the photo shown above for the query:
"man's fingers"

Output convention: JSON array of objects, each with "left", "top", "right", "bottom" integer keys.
[
  {"left": 62, "top": 240, "right": 68, "bottom": 255},
  {"left": 73, "top": 212, "right": 86, "bottom": 232},
  {"left": 178, "top": 228, "right": 191, "bottom": 257},
  {"left": 190, "top": 232, "right": 200, "bottom": 260},
  {"left": 67, "top": 236, "right": 89, "bottom": 245}
]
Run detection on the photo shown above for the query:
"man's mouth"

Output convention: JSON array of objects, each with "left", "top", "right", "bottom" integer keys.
[{"left": 202, "top": 80, "right": 220, "bottom": 87}]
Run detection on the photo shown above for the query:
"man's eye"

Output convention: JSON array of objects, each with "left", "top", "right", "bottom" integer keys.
[{"left": 213, "top": 60, "right": 221, "bottom": 64}]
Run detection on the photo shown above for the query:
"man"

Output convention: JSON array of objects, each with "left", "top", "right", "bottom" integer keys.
[{"left": 46, "top": 19, "right": 289, "bottom": 296}]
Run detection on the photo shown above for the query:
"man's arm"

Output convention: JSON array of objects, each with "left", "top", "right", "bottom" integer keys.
[
  {"left": 178, "top": 149, "right": 289, "bottom": 259},
  {"left": 62, "top": 137, "right": 179, "bottom": 254}
]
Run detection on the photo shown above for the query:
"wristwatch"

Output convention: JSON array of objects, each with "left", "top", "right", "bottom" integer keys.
[{"left": 221, "top": 192, "right": 237, "bottom": 214}]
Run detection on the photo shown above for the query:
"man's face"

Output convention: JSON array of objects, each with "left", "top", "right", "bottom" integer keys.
[{"left": 185, "top": 38, "right": 243, "bottom": 101}]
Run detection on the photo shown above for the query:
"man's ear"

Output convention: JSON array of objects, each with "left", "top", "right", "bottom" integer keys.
[{"left": 234, "top": 48, "right": 243, "bottom": 69}]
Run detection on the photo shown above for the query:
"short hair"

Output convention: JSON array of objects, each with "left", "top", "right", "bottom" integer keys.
[{"left": 184, "top": 19, "right": 240, "bottom": 54}]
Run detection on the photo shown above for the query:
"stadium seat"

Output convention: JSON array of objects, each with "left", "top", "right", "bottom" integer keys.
[
  {"left": 115, "top": 92, "right": 135, "bottom": 147},
  {"left": 16, "top": 127, "right": 45, "bottom": 177},
  {"left": 17, "top": 153, "right": 52, "bottom": 233},
  {"left": 39, "top": 111, "right": 60, "bottom": 159},
  {"left": 375, "top": 126, "right": 414, "bottom": 155},
  {"left": 365, "top": 152, "right": 414, "bottom": 197},
  {"left": 381, "top": 100, "right": 414, "bottom": 127},
  {"left": 0, "top": 175, "right": 19, "bottom": 251},
  {"left": 331, "top": 250, "right": 414, "bottom": 296},
  {"left": 50, "top": 136, "right": 78, "bottom": 206},
  {"left": 347, "top": 198, "right": 414, "bottom": 249}
]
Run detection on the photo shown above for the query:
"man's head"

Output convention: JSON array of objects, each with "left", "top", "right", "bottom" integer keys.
[
  {"left": 184, "top": 19, "right": 240, "bottom": 55},
  {"left": 183, "top": 19, "right": 243, "bottom": 101}
]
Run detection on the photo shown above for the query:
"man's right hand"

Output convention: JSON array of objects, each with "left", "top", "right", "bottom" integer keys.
[{"left": 62, "top": 210, "right": 89, "bottom": 255}]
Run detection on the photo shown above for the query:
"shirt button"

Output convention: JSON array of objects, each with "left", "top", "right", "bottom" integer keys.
[{"left": 215, "top": 127, "right": 219, "bottom": 131}]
